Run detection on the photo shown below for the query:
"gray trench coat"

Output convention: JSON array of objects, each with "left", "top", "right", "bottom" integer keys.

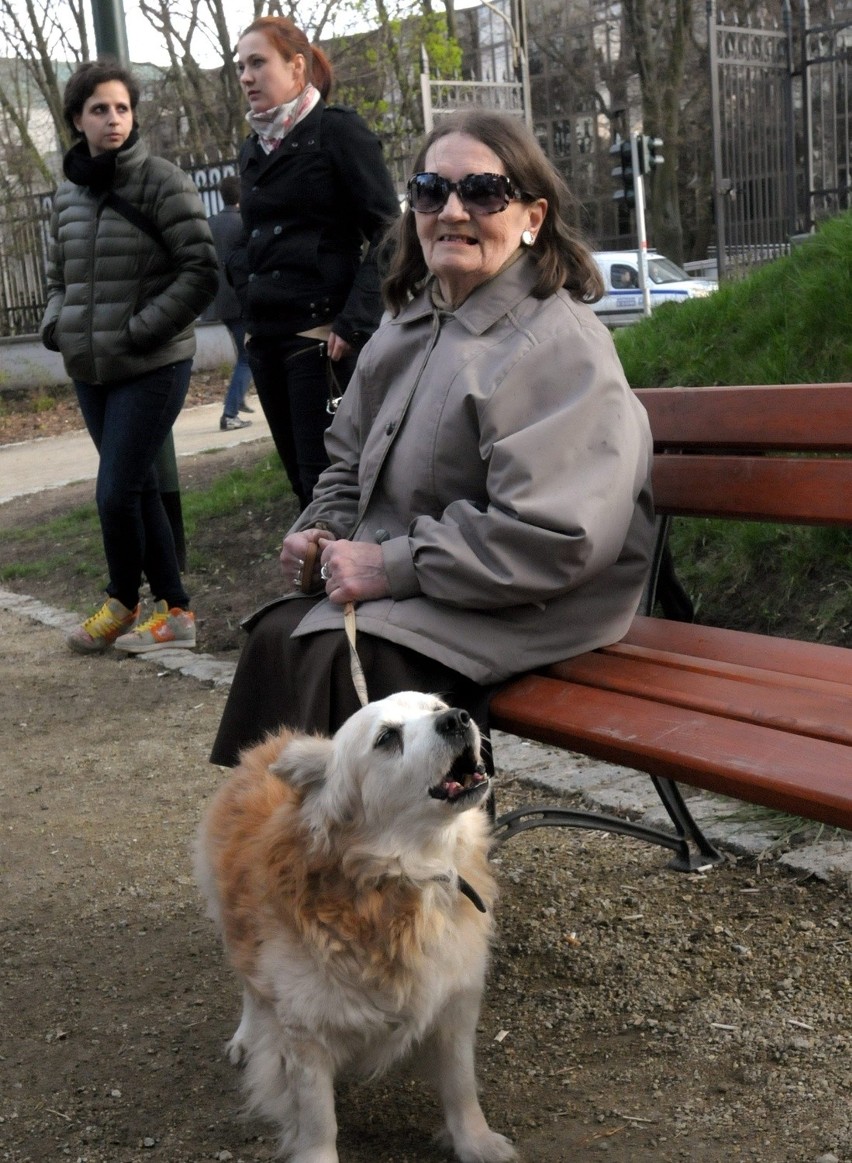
[{"left": 285, "top": 255, "right": 655, "bottom": 685}]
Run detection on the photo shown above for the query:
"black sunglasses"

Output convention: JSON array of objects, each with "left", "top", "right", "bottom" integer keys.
[{"left": 407, "top": 171, "right": 524, "bottom": 215}]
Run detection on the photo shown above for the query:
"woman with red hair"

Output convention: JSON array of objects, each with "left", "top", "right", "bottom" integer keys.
[{"left": 228, "top": 17, "right": 400, "bottom": 509}]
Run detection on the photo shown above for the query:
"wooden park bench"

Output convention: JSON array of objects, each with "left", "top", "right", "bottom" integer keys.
[{"left": 490, "top": 382, "right": 852, "bottom": 869}]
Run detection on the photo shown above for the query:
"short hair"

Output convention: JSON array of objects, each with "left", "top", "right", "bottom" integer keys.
[
  {"left": 238, "top": 17, "right": 333, "bottom": 101},
  {"left": 382, "top": 110, "right": 604, "bottom": 315},
  {"left": 63, "top": 59, "right": 140, "bottom": 138},
  {"left": 218, "top": 175, "right": 241, "bottom": 206}
]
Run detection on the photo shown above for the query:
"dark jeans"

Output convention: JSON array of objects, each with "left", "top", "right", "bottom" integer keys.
[
  {"left": 74, "top": 360, "right": 192, "bottom": 611},
  {"left": 222, "top": 320, "right": 253, "bottom": 418},
  {"left": 247, "top": 335, "right": 355, "bottom": 510}
]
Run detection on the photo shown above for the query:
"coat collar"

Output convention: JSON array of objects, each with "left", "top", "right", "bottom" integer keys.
[{"left": 392, "top": 254, "right": 541, "bottom": 336}]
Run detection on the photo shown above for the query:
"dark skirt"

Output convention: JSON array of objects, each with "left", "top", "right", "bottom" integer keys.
[{"left": 210, "top": 597, "right": 495, "bottom": 769}]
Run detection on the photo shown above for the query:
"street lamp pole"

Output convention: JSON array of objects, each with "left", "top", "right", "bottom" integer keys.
[{"left": 90, "top": 0, "right": 129, "bottom": 63}]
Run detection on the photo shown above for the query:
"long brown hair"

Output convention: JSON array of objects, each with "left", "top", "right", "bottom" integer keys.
[
  {"left": 383, "top": 110, "right": 603, "bottom": 315},
  {"left": 239, "top": 16, "right": 334, "bottom": 100}
]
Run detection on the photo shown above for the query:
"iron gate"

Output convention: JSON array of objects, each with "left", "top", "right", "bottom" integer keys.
[{"left": 709, "top": 0, "right": 851, "bottom": 279}]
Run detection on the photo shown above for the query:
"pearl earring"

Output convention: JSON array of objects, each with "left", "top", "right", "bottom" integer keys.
[{"left": 521, "top": 229, "right": 535, "bottom": 247}]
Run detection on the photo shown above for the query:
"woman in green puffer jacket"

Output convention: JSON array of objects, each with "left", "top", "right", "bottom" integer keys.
[{"left": 40, "top": 60, "right": 218, "bottom": 656}]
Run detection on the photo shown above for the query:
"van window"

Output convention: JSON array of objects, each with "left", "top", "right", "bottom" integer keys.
[
  {"left": 611, "top": 264, "right": 638, "bottom": 289},
  {"left": 647, "top": 256, "right": 691, "bottom": 284}
]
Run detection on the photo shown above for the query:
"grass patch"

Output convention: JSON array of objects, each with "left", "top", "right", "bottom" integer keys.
[
  {"left": 0, "top": 452, "right": 292, "bottom": 587},
  {"left": 181, "top": 452, "right": 290, "bottom": 538},
  {"left": 666, "top": 519, "right": 851, "bottom": 645},
  {"left": 614, "top": 210, "right": 852, "bottom": 387}
]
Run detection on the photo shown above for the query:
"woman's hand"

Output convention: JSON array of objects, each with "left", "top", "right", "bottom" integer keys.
[
  {"left": 319, "top": 540, "right": 390, "bottom": 604},
  {"left": 327, "top": 331, "right": 353, "bottom": 361},
  {"left": 280, "top": 528, "right": 336, "bottom": 593}
]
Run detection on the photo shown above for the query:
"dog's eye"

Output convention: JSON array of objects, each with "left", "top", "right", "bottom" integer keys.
[{"left": 375, "top": 725, "right": 401, "bottom": 750}]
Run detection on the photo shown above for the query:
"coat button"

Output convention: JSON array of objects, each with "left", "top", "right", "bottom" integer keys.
[
  {"left": 273, "top": 225, "right": 282, "bottom": 235},
  {"left": 385, "top": 422, "right": 395, "bottom": 435},
  {"left": 248, "top": 273, "right": 257, "bottom": 282},
  {"left": 272, "top": 271, "right": 280, "bottom": 280},
  {"left": 251, "top": 228, "right": 260, "bottom": 238}
]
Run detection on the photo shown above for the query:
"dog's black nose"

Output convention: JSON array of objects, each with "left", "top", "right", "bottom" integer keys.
[{"left": 436, "top": 708, "right": 471, "bottom": 736}]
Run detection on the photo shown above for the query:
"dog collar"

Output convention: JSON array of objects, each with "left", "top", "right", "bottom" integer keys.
[
  {"left": 457, "top": 875, "right": 487, "bottom": 913},
  {"left": 432, "top": 872, "right": 486, "bottom": 913}
]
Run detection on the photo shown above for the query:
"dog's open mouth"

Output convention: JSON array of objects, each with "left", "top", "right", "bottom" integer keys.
[{"left": 428, "top": 746, "right": 489, "bottom": 803}]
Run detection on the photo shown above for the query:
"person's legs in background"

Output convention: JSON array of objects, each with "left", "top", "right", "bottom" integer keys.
[
  {"left": 220, "top": 320, "right": 254, "bottom": 431},
  {"left": 248, "top": 336, "right": 339, "bottom": 510},
  {"left": 69, "top": 361, "right": 196, "bottom": 654},
  {"left": 287, "top": 343, "right": 356, "bottom": 507}
]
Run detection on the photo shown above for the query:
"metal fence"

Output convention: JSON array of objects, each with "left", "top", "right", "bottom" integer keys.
[
  {"left": 708, "top": 0, "right": 851, "bottom": 279},
  {"left": 420, "top": 76, "right": 527, "bottom": 131},
  {"left": 0, "top": 161, "right": 238, "bottom": 340},
  {"left": 0, "top": 193, "right": 54, "bottom": 337}
]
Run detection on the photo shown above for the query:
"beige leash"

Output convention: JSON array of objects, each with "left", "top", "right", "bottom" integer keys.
[
  {"left": 343, "top": 601, "right": 369, "bottom": 708},
  {"left": 300, "top": 543, "right": 368, "bottom": 708}
]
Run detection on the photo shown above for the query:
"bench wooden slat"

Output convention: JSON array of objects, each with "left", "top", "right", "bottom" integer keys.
[
  {"left": 634, "top": 384, "right": 852, "bottom": 451},
  {"left": 492, "top": 384, "right": 852, "bottom": 859},
  {"left": 622, "top": 615, "right": 852, "bottom": 685},
  {"left": 651, "top": 455, "right": 852, "bottom": 522},
  {"left": 545, "top": 650, "right": 852, "bottom": 746},
  {"left": 490, "top": 675, "right": 852, "bottom": 831}
]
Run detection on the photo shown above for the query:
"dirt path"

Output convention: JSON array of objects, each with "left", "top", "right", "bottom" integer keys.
[{"left": 2, "top": 605, "right": 851, "bottom": 1163}]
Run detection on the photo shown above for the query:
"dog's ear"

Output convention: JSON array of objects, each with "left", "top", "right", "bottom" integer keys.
[{"left": 269, "top": 735, "right": 332, "bottom": 792}]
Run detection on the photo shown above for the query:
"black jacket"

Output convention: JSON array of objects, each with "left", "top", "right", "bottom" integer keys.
[
  {"left": 229, "top": 101, "right": 400, "bottom": 347},
  {"left": 41, "top": 135, "right": 218, "bottom": 384},
  {"left": 205, "top": 204, "right": 244, "bottom": 323}
]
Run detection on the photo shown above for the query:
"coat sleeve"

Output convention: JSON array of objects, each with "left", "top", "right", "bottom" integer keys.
[
  {"left": 39, "top": 205, "right": 65, "bottom": 351},
  {"left": 383, "top": 327, "right": 653, "bottom": 610},
  {"left": 323, "top": 108, "right": 400, "bottom": 348},
  {"left": 126, "top": 166, "right": 219, "bottom": 351}
]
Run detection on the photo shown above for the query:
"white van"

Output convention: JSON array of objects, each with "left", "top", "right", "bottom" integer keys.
[{"left": 592, "top": 250, "right": 718, "bottom": 327}]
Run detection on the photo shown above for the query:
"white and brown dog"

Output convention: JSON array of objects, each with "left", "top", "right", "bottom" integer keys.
[{"left": 196, "top": 691, "right": 517, "bottom": 1163}]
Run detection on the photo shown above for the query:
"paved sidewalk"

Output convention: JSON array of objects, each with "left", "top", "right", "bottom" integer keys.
[{"left": 0, "top": 400, "right": 271, "bottom": 505}]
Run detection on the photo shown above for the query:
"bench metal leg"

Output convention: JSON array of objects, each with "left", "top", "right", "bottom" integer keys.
[{"left": 492, "top": 775, "right": 724, "bottom": 872}]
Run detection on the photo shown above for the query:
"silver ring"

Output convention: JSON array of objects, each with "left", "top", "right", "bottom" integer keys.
[{"left": 320, "top": 563, "right": 332, "bottom": 581}]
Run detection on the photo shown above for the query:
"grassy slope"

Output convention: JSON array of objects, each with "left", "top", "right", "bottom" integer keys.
[
  {"left": 614, "top": 211, "right": 852, "bottom": 387},
  {"left": 612, "top": 211, "right": 852, "bottom": 646}
]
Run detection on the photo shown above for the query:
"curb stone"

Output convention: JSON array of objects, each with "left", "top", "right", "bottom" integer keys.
[{"left": 3, "top": 585, "right": 851, "bottom": 888}]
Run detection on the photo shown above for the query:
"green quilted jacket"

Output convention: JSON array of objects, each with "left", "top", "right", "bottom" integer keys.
[{"left": 41, "top": 135, "right": 217, "bottom": 385}]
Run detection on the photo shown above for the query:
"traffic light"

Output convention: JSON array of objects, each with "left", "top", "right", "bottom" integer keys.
[
  {"left": 638, "top": 135, "right": 664, "bottom": 175},
  {"left": 610, "top": 138, "right": 635, "bottom": 206}
]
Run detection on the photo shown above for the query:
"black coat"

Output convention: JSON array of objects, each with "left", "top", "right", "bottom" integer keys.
[
  {"left": 205, "top": 204, "right": 244, "bottom": 323},
  {"left": 229, "top": 101, "right": 400, "bottom": 347}
]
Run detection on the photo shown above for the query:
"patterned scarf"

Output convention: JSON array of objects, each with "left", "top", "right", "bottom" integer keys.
[{"left": 246, "top": 84, "right": 320, "bottom": 154}]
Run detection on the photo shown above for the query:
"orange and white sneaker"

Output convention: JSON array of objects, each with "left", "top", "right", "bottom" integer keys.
[
  {"left": 114, "top": 599, "right": 196, "bottom": 654},
  {"left": 67, "top": 597, "right": 140, "bottom": 654}
]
